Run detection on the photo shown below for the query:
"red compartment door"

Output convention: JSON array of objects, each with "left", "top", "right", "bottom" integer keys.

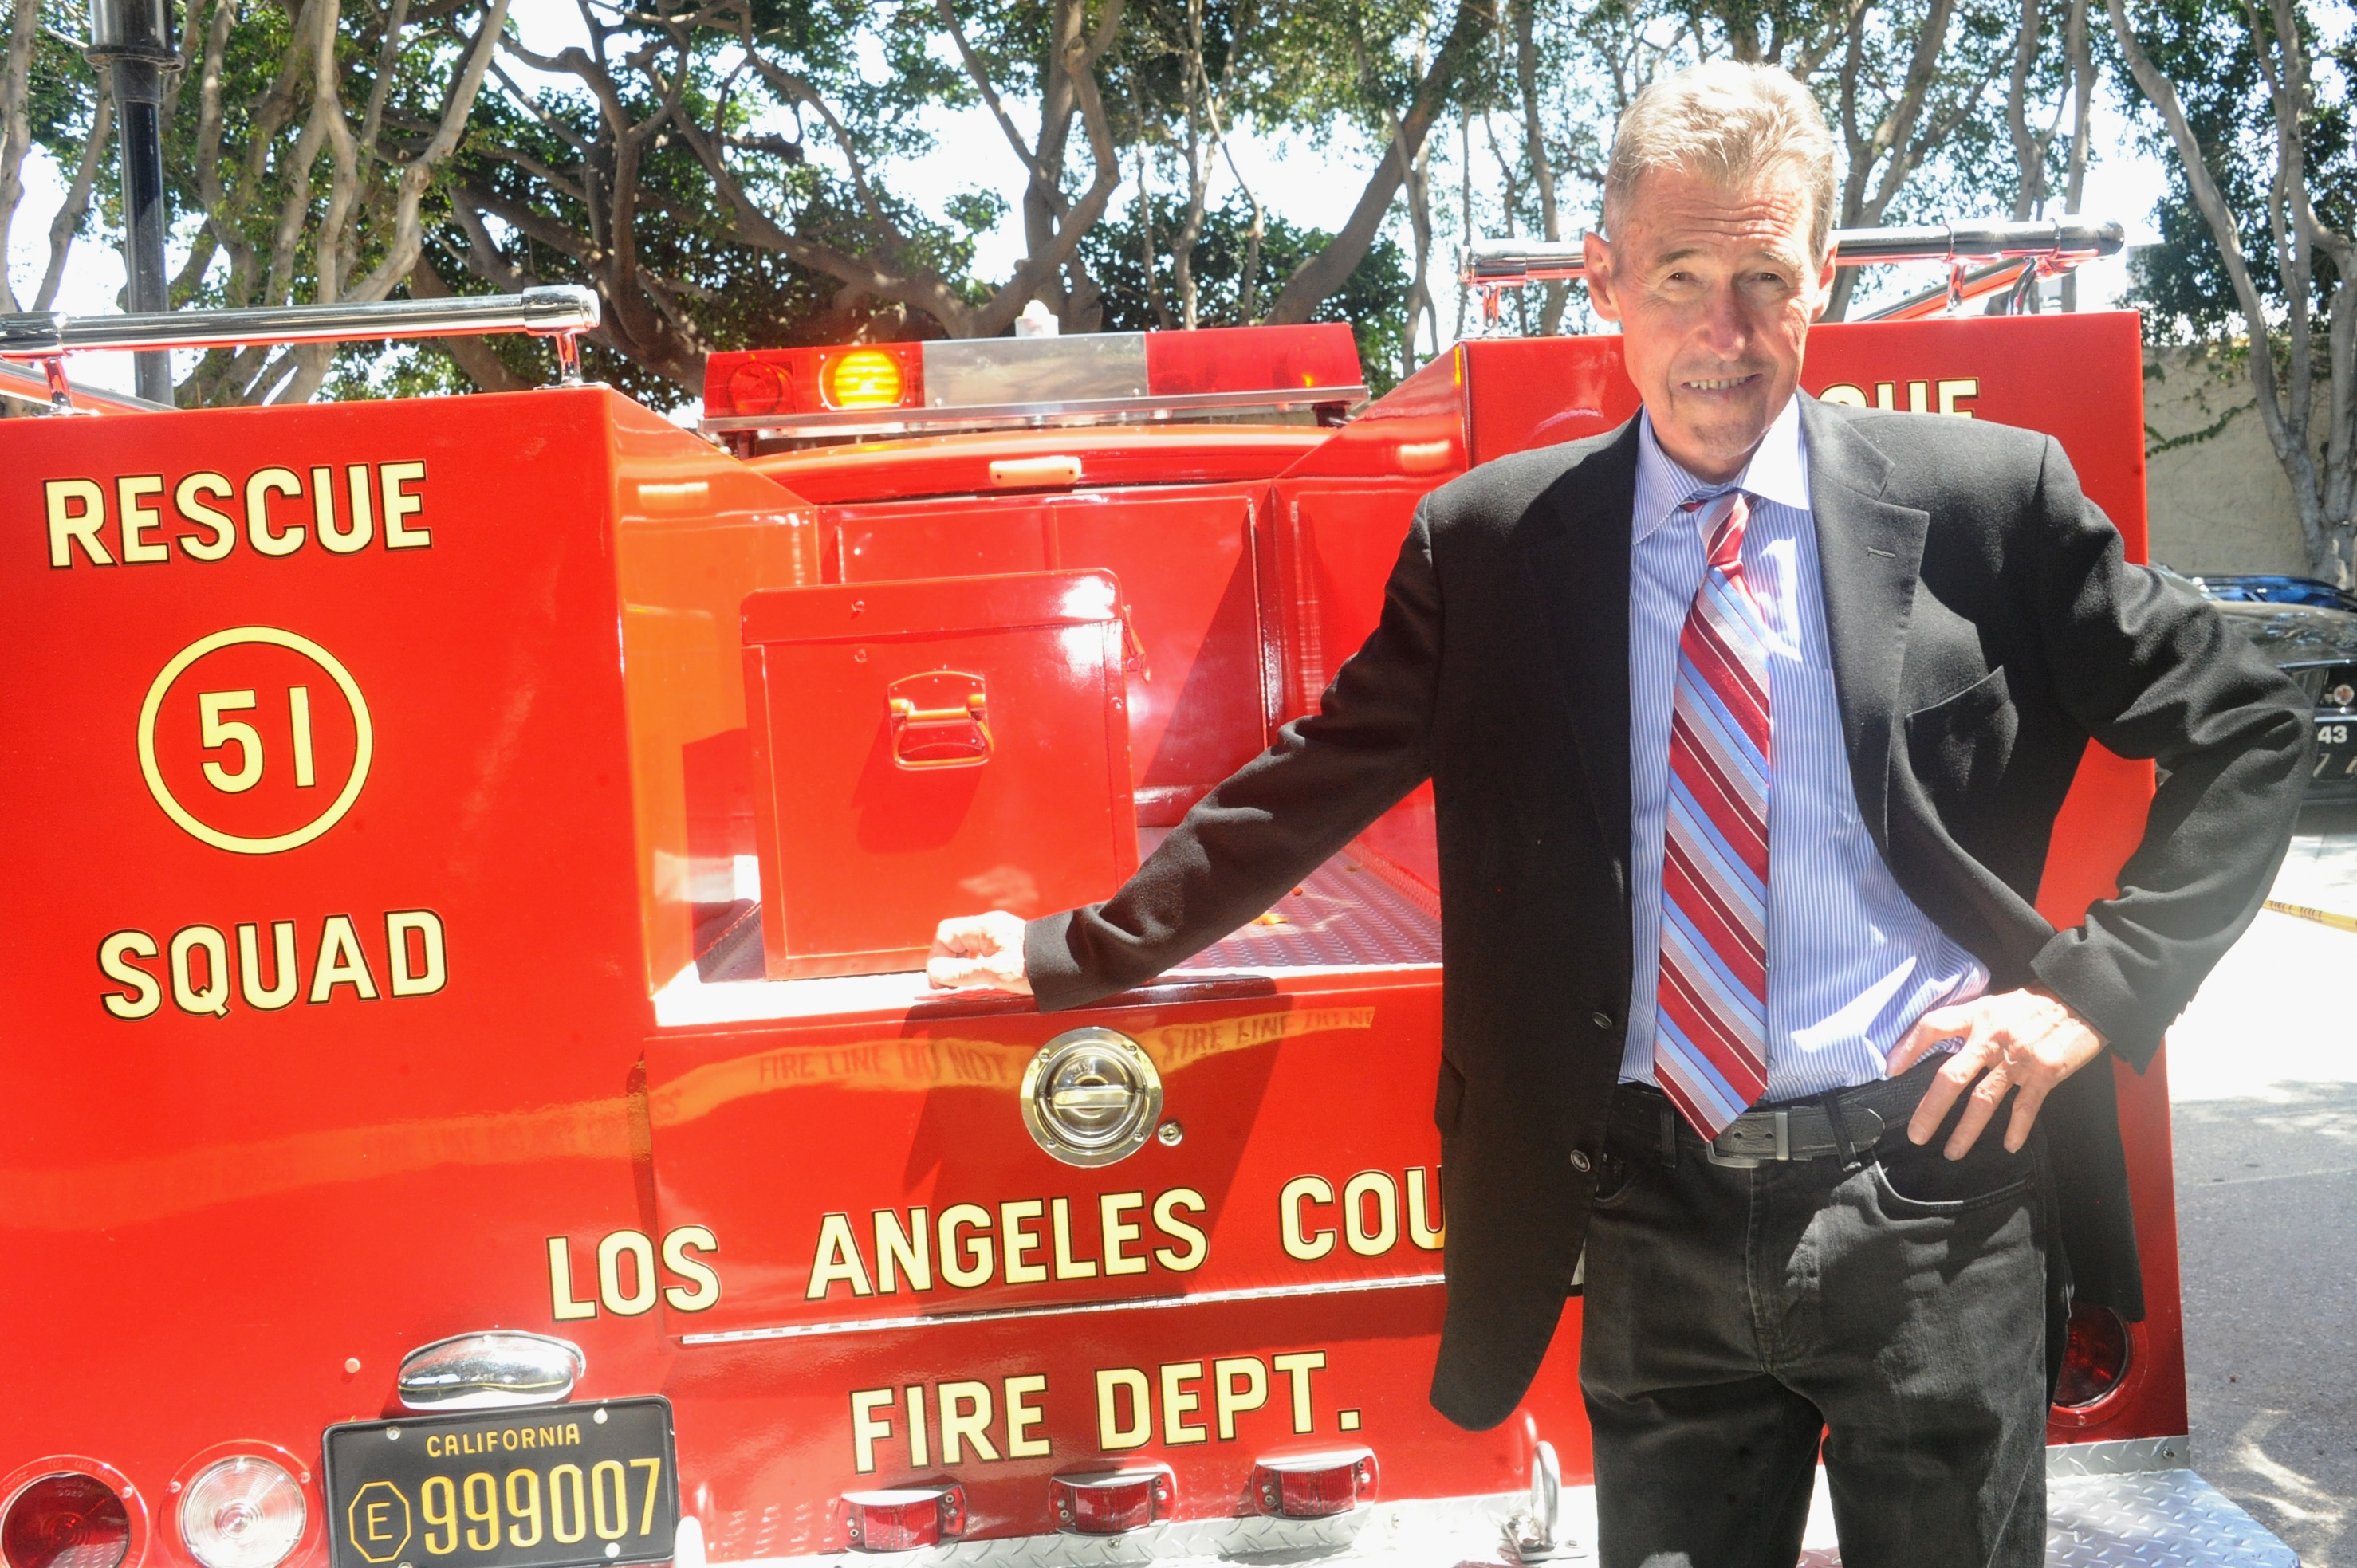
[
  {"left": 828, "top": 489, "right": 1272, "bottom": 823},
  {"left": 742, "top": 569, "right": 1139, "bottom": 977}
]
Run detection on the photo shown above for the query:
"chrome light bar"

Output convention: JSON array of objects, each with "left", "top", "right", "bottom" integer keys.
[
  {"left": 699, "top": 384, "right": 1368, "bottom": 445},
  {"left": 0, "top": 285, "right": 602, "bottom": 413},
  {"left": 1466, "top": 218, "right": 2125, "bottom": 326}
]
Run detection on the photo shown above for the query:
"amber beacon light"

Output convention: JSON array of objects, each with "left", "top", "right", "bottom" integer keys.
[{"left": 823, "top": 348, "right": 911, "bottom": 410}]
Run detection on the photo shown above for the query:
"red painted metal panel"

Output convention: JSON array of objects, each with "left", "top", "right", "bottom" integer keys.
[
  {"left": 664, "top": 1274, "right": 1578, "bottom": 1554},
  {"left": 742, "top": 572, "right": 1139, "bottom": 977},
  {"left": 824, "top": 489, "right": 1273, "bottom": 825},
  {"left": 0, "top": 388, "right": 813, "bottom": 1556},
  {"left": 1051, "top": 494, "right": 1268, "bottom": 822},
  {"left": 645, "top": 971, "right": 1593, "bottom": 1554},
  {"left": 647, "top": 977, "right": 1447, "bottom": 1335},
  {"left": 750, "top": 427, "right": 1330, "bottom": 507}
]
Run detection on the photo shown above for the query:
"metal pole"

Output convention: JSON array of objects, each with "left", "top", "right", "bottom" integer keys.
[
  {"left": 112, "top": 57, "right": 172, "bottom": 404},
  {"left": 88, "top": 0, "right": 178, "bottom": 407}
]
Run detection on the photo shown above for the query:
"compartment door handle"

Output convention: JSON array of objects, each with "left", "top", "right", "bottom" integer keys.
[{"left": 887, "top": 670, "right": 992, "bottom": 768}]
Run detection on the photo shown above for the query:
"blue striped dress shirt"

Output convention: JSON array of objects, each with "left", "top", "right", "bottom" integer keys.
[{"left": 1619, "top": 397, "right": 1987, "bottom": 1102}]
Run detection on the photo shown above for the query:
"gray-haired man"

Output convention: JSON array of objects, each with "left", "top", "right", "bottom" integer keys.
[{"left": 933, "top": 61, "right": 2306, "bottom": 1567}]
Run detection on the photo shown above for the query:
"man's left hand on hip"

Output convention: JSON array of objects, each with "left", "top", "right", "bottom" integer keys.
[{"left": 1887, "top": 989, "right": 2108, "bottom": 1159}]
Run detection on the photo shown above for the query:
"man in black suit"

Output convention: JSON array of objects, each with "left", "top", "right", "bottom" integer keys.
[{"left": 931, "top": 61, "right": 2307, "bottom": 1568}]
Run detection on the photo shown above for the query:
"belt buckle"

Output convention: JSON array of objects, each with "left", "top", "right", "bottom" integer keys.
[{"left": 1705, "top": 1108, "right": 1789, "bottom": 1169}]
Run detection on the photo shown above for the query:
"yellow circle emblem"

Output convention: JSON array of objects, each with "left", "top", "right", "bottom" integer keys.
[{"left": 137, "top": 626, "right": 374, "bottom": 854}]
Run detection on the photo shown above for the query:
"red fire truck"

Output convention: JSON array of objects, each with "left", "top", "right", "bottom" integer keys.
[{"left": 0, "top": 220, "right": 2297, "bottom": 1568}]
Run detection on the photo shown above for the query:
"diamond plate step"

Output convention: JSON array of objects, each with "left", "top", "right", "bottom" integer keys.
[{"left": 714, "top": 1440, "right": 2297, "bottom": 1567}]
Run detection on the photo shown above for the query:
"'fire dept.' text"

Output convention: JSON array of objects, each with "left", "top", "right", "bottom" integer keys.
[{"left": 847, "top": 1350, "right": 1338, "bottom": 1473}]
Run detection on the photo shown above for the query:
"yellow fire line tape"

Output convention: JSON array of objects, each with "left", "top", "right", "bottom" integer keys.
[{"left": 2265, "top": 898, "right": 2357, "bottom": 934}]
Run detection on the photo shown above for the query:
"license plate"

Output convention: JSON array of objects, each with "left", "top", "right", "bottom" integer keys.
[{"left": 324, "top": 1398, "right": 677, "bottom": 1568}]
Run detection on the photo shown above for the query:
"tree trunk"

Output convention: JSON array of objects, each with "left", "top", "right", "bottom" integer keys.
[
  {"left": 2106, "top": 0, "right": 2355, "bottom": 582},
  {"left": 2060, "top": 0, "right": 2092, "bottom": 311},
  {"left": 2004, "top": 0, "right": 2046, "bottom": 222},
  {"left": 1401, "top": 132, "right": 1434, "bottom": 379},
  {"left": 0, "top": 0, "right": 38, "bottom": 312},
  {"left": 1824, "top": 0, "right": 1964, "bottom": 320},
  {"left": 1263, "top": 0, "right": 1495, "bottom": 326},
  {"left": 33, "top": 89, "right": 110, "bottom": 311},
  {"left": 408, "top": 252, "right": 532, "bottom": 392},
  {"left": 1513, "top": 0, "right": 1568, "bottom": 333}
]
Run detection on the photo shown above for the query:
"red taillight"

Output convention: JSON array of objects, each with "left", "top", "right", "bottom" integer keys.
[
  {"left": 840, "top": 1487, "right": 963, "bottom": 1552},
  {"left": 2054, "top": 1303, "right": 2134, "bottom": 1408},
  {"left": 1143, "top": 322, "right": 1363, "bottom": 396},
  {"left": 1248, "top": 1449, "right": 1377, "bottom": 1519},
  {"left": 724, "top": 359, "right": 792, "bottom": 417},
  {"left": 1050, "top": 1466, "right": 1173, "bottom": 1534},
  {"left": 2, "top": 1475, "right": 131, "bottom": 1568}
]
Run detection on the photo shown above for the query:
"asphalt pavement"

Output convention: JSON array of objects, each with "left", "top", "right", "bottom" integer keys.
[{"left": 2166, "top": 802, "right": 2357, "bottom": 1566}]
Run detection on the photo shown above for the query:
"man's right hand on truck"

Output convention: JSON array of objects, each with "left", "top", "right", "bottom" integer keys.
[{"left": 927, "top": 910, "right": 1033, "bottom": 994}]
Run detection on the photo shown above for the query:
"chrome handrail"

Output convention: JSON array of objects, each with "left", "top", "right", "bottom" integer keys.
[
  {"left": 0, "top": 285, "right": 601, "bottom": 412},
  {"left": 1830, "top": 218, "right": 2123, "bottom": 265},
  {"left": 1465, "top": 218, "right": 2125, "bottom": 327}
]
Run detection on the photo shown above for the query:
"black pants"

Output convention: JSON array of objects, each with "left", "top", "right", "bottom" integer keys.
[{"left": 1580, "top": 1081, "right": 2049, "bottom": 1568}]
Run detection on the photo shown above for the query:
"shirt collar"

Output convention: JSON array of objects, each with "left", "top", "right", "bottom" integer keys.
[{"left": 1633, "top": 394, "right": 1811, "bottom": 543}]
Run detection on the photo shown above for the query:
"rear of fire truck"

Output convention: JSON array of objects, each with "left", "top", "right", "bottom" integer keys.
[{"left": 0, "top": 225, "right": 2298, "bottom": 1568}]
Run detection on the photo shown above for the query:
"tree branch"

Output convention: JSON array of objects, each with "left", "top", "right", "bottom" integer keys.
[
  {"left": 33, "top": 87, "right": 109, "bottom": 312},
  {"left": 409, "top": 248, "right": 533, "bottom": 391},
  {"left": 2106, "top": 0, "right": 2333, "bottom": 572},
  {"left": 1264, "top": 0, "right": 1495, "bottom": 325}
]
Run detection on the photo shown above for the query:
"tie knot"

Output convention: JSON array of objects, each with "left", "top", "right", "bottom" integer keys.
[{"left": 1682, "top": 489, "right": 1750, "bottom": 572}]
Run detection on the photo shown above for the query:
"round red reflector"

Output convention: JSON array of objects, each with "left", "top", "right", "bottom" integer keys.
[
  {"left": 725, "top": 360, "right": 791, "bottom": 417},
  {"left": 2, "top": 1475, "right": 131, "bottom": 1568},
  {"left": 823, "top": 349, "right": 906, "bottom": 410},
  {"left": 2053, "top": 1303, "right": 2133, "bottom": 1408}
]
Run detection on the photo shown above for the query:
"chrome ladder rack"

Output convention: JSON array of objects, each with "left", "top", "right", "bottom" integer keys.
[{"left": 0, "top": 285, "right": 602, "bottom": 413}]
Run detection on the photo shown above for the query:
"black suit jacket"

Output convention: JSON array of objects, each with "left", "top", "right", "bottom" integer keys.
[{"left": 1026, "top": 396, "right": 2310, "bottom": 1430}]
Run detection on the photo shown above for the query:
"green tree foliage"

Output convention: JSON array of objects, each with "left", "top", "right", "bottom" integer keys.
[
  {"left": 2115, "top": 0, "right": 2354, "bottom": 341},
  {"left": 2110, "top": 0, "right": 2357, "bottom": 580},
  {"left": 0, "top": 0, "right": 2145, "bottom": 411}
]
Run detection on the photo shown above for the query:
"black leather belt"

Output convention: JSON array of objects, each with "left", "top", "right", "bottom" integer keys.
[{"left": 1607, "top": 1055, "right": 1945, "bottom": 1168}]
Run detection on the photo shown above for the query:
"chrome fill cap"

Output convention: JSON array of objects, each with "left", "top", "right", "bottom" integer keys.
[{"left": 1021, "top": 1028, "right": 1163, "bottom": 1168}]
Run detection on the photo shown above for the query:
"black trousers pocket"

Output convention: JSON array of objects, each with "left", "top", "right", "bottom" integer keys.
[{"left": 1872, "top": 1127, "right": 2038, "bottom": 1214}]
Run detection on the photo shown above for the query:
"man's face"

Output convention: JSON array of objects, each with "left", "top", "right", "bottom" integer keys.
[{"left": 1584, "top": 163, "right": 1837, "bottom": 482}]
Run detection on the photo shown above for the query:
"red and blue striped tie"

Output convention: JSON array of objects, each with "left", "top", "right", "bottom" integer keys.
[{"left": 1654, "top": 489, "right": 1772, "bottom": 1138}]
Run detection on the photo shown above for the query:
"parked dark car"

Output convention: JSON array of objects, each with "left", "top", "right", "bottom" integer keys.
[
  {"left": 2156, "top": 566, "right": 2357, "bottom": 801},
  {"left": 2193, "top": 572, "right": 2357, "bottom": 615}
]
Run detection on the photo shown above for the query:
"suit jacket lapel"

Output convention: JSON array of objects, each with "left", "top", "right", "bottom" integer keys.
[
  {"left": 1800, "top": 397, "right": 1929, "bottom": 852},
  {"left": 1521, "top": 420, "right": 1640, "bottom": 860}
]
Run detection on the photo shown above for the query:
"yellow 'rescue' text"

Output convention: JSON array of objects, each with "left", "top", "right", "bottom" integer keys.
[{"left": 46, "top": 461, "right": 430, "bottom": 568}]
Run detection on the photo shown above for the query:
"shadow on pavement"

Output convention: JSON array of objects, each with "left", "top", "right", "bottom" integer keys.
[{"left": 2175, "top": 1085, "right": 2357, "bottom": 1567}]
